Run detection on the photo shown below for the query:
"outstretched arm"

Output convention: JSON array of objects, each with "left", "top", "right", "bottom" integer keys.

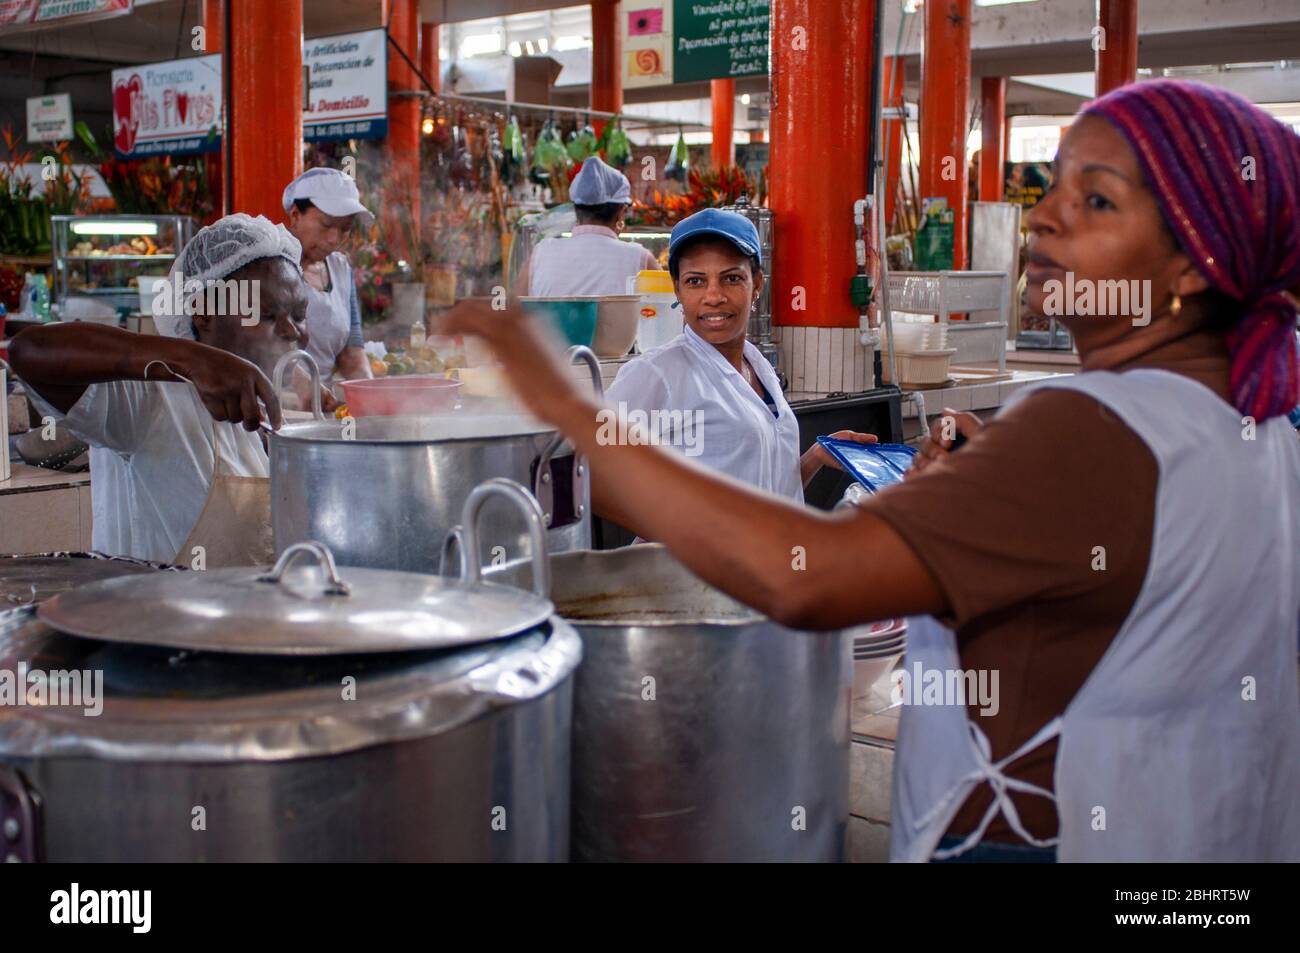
[
  {"left": 440, "top": 300, "right": 947, "bottom": 630},
  {"left": 9, "top": 323, "right": 281, "bottom": 431}
]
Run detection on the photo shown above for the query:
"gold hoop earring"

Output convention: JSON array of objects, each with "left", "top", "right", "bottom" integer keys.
[{"left": 1170, "top": 294, "right": 1182, "bottom": 317}]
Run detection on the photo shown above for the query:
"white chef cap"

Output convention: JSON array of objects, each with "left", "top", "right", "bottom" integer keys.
[
  {"left": 282, "top": 166, "right": 375, "bottom": 225},
  {"left": 154, "top": 214, "right": 303, "bottom": 339},
  {"left": 570, "top": 156, "right": 632, "bottom": 205}
]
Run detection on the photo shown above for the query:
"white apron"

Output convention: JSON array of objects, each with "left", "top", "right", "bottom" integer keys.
[
  {"left": 890, "top": 369, "right": 1300, "bottom": 862},
  {"left": 173, "top": 419, "right": 274, "bottom": 569},
  {"left": 303, "top": 252, "right": 353, "bottom": 378}
]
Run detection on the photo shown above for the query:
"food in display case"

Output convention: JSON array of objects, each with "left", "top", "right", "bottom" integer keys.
[{"left": 51, "top": 214, "right": 193, "bottom": 317}]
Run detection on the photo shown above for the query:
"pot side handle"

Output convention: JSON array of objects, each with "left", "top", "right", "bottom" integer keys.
[
  {"left": 270, "top": 349, "right": 325, "bottom": 421},
  {"left": 533, "top": 345, "right": 601, "bottom": 527},
  {"left": 453, "top": 478, "right": 551, "bottom": 598}
]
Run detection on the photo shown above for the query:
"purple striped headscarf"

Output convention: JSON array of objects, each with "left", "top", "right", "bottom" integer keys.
[{"left": 1083, "top": 80, "right": 1300, "bottom": 420}]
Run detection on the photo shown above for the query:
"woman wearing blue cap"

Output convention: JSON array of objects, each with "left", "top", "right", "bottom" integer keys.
[
  {"left": 282, "top": 167, "right": 376, "bottom": 406},
  {"left": 603, "top": 208, "right": 874, "bottom": 501},
  {"left": 519, "top": 156, "right": 657, "bottom": 296}
]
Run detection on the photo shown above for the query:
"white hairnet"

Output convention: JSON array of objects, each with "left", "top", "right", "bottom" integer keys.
[
  {"left": 154, "top": 213, "right": 303, "bottom": 339},
  {"left": 570, "top": 156, "right": 631, "bottom": 205}
]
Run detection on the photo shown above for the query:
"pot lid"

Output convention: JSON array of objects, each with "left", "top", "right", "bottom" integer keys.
[
  {"left": 0, "top": 608, "right": 582, "bottom": 762},
  {"left": 1, "top": 552, "right": 177, "bottom": 609},
  {"left": 37, "top": 543, "right": 553, "bottom": 655}
]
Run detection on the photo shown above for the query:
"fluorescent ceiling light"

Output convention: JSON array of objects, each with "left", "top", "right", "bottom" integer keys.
[{"left": 72, "top": 221, "right": 158, "bottom": 236}]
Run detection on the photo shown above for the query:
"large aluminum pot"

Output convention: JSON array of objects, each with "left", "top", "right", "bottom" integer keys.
[
  {"left": 493, "top": 544, "right": 853, "bottom": 862},
  {"left": 269, "top": 349, "right": 599, "bottom": 573},
  {"left": 0, "top": 483, "right": 581, "bottom": 862},
  {"left": 1, "top": 552, "right": 180, "bottom": 608}
]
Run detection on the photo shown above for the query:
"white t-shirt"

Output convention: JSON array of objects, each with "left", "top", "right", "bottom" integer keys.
[
  {"left": 27, "top": 381, "right": 268, "bottom": 563},
  {"left": 528, "top": 225, "right": 657, "bottom": 296},
  {"left": 606, "top": 325, "right": 804, "bottom": 501}
]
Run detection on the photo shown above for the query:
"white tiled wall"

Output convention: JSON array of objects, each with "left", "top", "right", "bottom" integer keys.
[{"left": 774, "top": 326, "right": 874, "bottom": 393}]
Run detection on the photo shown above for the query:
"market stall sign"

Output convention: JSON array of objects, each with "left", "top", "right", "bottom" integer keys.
[
  {"left": 110, "top": 54, "right": 221, "bottom": 158},
  {"left": 671, "top": 0, "right": 769, "bottom": 84},
  {"left": 303, "top": 28, "right": 388, "bottom": 142},
  {"left": 0, "top": 0, "right": 131, "bottom": 35},
  {"left": 26, "top": 92, "right": 72, "bottom": 142}
]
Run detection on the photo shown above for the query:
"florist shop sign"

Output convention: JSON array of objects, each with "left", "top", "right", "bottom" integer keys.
[
  {"left": 111, "top": 29, "right": 388, "bottom": 158},
  {"left": 304, "top": 28, "right": 388, "bottom": 142},
  {"left": 111, "top": 54, "right": 222, "bottom": 158},
  {"left": 0, "top": 0, "right": 131, "bottom": 35}
]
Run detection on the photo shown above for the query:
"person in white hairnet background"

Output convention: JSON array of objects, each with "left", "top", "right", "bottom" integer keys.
[
  {"left": 517, "top": 155, "right": 657, "bottom": 296},
  {"left": 282, "top": 167, "right": 374, "bottom": 404},
  {"left": 8, "top": 213, "right": 310, "bottom": 566}
]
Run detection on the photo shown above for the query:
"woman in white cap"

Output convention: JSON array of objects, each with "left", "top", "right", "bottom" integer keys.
[
  {"left": 605, "top": 208, "right": 873, "bottom": 508},
  {"left": 518, "top": 156, "right": 656, "bottom": 296},
  {"left": 8, "top": 214, "right": 309, "bottom": 567},
  {"left": 282, "top": 167, "right": 375, "bottom": 400}
]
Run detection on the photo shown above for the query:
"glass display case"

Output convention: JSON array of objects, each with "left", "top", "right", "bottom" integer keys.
[
  {"left": 506, "top": 205, "right": 671, "bottom": 291},
  {"left": 51, "top": 215, "right": 194, "bottom": 320}
]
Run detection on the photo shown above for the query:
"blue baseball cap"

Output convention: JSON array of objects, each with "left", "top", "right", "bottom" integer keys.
[{"left": 668, "top": 208, "right": 761, "bottom": 274}]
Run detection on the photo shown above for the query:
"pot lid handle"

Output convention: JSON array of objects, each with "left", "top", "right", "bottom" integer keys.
[
  {"left": 258, "top": 541, "right": 351, "bottom": 596},
  {"left": 271, "top": 349, "right": 325, "bottom": 420},
  {"left": 454, "top": 479, "right": 550, "bottom": 598}
]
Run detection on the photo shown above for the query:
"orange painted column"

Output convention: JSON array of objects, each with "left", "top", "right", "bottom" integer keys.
[
  {"left": 228, "top": 0, "right": 301, "bottom": 221},
  {"left": 920, "top": 0, "right": 971, "bottom": 270},
  {"left": 770, "top": 0, "right": 874, "bottom": 329},
  {"left": 1096, "top": 0, "right": 1138, "bottom": 96},
  {"left": 383, "top": 0, "right": 421, "bottom": 261},
  {"left": 420, "top": 21, "right": 440, "bottom": 93},
  {"left": 202, "top": 0, "right": 224, "bottom": 218},
  {"left": 979, "top": 76, "right": 1005, "bottom": 203},
  {"left": 711, "top": 79, "right": 734, "bottom": 169},
  {"left": 590, "top": 0, "right": 623, "bottom": 121},
  {"left": 882, "top": 55, "right": 904, "bottom": 230}
]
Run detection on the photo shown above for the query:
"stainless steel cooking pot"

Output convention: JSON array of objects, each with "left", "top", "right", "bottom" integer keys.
[
  {"left": 0, "top": 481, "right": 581, "bottom": 862},
  {"left": 269, "top": 348, "right": 601, "bottom": 573},
  {"left": 1, "top": 552, "right": 180, "bottom": 608},
  {"left": 492, "top": 544, "right": 853, "bottom": 862}
]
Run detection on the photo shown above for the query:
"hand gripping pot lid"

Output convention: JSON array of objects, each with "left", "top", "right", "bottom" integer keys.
[{"left": 37, "top": 544, "right": 554, "bottom": 656}]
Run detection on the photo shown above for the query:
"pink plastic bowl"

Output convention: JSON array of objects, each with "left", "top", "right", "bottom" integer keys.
[{"left": 339, "top": 376, "right": 463, "bottom": 417}]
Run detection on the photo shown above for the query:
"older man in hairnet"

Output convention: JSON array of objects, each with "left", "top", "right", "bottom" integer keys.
[
  {"left": 517, "top": 155, "right": 657, "bottom": 296},
  {"left": 9, "top": 213, "right": 310, "bottom": 567}
]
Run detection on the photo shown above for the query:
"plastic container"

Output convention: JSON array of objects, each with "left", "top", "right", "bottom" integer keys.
[
  {"left": 339, "top": 376, "right": 463, "bottom": 417},
  {"left": 519, "top": 296, "right": 598, "bottom": 349},
  {"left": 137, "top": 275, "right": 171, "bottom": 317},
  {"left": 591, "top": 294, "right": 640, "bottom": 358},
  {"left": 631, "top": 270, "right": 680, "bottom": 353},
  {"left": 882, "top": 348, "right": 957, "bottom": 387}
]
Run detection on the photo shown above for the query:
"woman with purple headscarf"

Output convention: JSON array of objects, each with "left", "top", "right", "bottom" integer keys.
[{"left": 441, "top": 80, "right": 1300, "bottom": 862}]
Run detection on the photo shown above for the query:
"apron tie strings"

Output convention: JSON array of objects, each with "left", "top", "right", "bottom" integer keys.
[{"left": 930, "top": 717, "right": 1063, "bottom": 859}]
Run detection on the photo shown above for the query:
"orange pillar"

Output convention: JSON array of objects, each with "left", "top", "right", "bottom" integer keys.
[
  {"left": 920, "top": 0, "right": 971, "bottom": 270},
  {"left": 202, "top": 0, "right": 224, "bottom": 218},
  {"left": 229, "top": 0, "right": 301, "bottom": 221},
  {"left": 770, "top": 0, "right": 873, "bottom": 329},
  {"left": 979, "top": 77, "right": 1005, "bottom": 203},
  {"left": 1096, "top": 0, "right": 1138, "bottom": 97},
  {"left": 420, "top": 21, "right": 440, "bottom": 93},
  {"left": 591, "top": 0, "right": 622, "bottom": 123},
  {"left": 383, "top": 0, "right": 421, "bottom": 262},
  {"left": 882, "top": 55, "right": 904, "bottom": 229},
  {"left": 711, "top": 79, "right": 734, "bottom": 169}
]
